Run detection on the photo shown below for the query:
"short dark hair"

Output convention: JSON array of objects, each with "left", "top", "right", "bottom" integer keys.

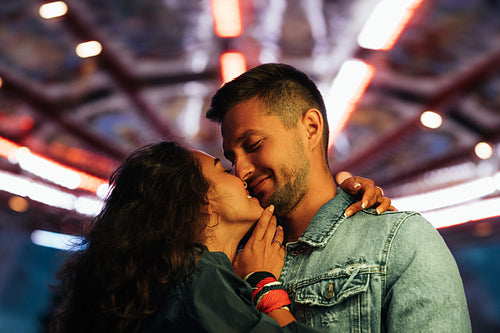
[
  {"left": 206, "top": 63, "right": 329, "bottom": 155},
  {"left": 51, "top": 141, "right": 211, "bottom": 332}
]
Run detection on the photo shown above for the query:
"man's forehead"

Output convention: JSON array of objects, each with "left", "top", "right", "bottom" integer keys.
[
  {"left": 221, "top": 103, "right": 274, "bottom": 135},
  {"left": 221, "top": 112, "right": 264, "bottom": 141}
]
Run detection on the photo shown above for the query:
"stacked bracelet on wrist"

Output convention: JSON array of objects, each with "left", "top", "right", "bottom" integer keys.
[{"left": 244, "top": 271, "right": 291, "bottom": 314}]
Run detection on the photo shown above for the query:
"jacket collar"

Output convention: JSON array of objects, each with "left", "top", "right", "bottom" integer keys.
[{"left": 298, "top": 188, "right": 355, "bottom": 247}]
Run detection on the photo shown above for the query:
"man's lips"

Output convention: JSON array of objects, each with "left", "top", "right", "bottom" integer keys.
[{"left": 249, "top": 176, "right": 270, "bottom": 196}]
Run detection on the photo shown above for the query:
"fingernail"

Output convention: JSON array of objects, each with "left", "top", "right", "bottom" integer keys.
[
  {"left": 345, "top": 209, "right": 352, "bottom": 217},
  {"left": 353, "top": 182, "right": 361, "bottom": 189},
  {"left": 268, "top": 205, "right": 275, "bottom": 212},
  {"left": 376, "top": 208, "right": 380, "bottom": 215},
  {"left": 361, "top": 202, "right": 367, "bottom": 209}
]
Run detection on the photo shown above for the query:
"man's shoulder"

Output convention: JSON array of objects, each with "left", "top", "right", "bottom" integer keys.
[
  {"left": 349, "top": 209, "right": 429, "bottom": 229},
  {"left": 329, "top": 209, "right": 436, "bottom": 246}
]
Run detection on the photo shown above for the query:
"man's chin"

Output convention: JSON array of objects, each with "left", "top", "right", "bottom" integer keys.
[{"left": 255, "top": 194, "right": 271, "bottom": 208}]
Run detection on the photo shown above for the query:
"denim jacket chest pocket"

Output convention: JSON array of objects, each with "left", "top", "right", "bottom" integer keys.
[{"left": 290, "top": 263, "right": 376, "bottom": 330}]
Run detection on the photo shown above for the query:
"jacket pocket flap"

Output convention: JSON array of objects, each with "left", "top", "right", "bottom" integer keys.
[{"left": 294, "top": 269, "right": 370, "bottom": 307}]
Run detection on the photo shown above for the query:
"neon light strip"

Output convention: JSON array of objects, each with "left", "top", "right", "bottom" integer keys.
[
  {"left": 211, "top": 0, "right": 243, "bottom": 38},
  {"left": 392, "top": 172, "right": 500, "bottom": 228},
  {"left": 0, "top": 170, "right": 104, "bottom": 215},
  {"left": 422, "top": 197, "right": 500, "bottom": 229},
  {"left": 392, "top": 176, "right": 499, "bottom": 212},
  {"left": 326, "top": 59, "right": 375, "bottom": 148},
  {"left": 358, "top": 0, "right": 423, "bottom": 50},
  {"left": 0, "top": 137, "right": 107, "bottom": 193},
  {"left": 31, "top": 230, "right": 84, "bottom": 251},
  {"left": 220, "top": 51, "right": 247, "bottom": 83}
]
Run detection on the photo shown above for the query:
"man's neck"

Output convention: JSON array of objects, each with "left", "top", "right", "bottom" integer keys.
[{"left": 283, "top": 173, "right": 337, "bottom": 242}]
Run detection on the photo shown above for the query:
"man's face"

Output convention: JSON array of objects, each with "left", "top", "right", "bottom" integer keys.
[{"left": 220, "top": 98, "right": 310, "bottom": 216}]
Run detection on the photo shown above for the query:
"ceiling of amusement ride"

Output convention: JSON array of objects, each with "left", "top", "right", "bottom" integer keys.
[{"left": 0, "top": 0, "right": 499, "bottom": 236}]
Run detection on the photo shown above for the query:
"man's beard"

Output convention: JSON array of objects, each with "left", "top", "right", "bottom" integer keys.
[{"left": 267, "top": 143, "right": 310, "bottom": 217}]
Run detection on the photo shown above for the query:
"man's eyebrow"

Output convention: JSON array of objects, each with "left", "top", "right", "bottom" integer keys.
[
  {"left": 223, "top": 129, "right": 262, "bottom": 161},
  {"left": 235, "top": 130, "right": 260, "bottom": 145}
]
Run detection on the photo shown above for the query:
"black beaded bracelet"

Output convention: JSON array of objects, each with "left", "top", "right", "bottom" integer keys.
[{"left": 244, "top": 271, "right": 276, "bottom": 288}]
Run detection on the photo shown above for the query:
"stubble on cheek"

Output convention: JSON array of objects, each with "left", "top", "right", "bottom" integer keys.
[
  {"left": 256, "top": 137, "right": 310, "bottom": 216},
  {"left": 267, "top": 162, "right": 309, "bottom": 217}
]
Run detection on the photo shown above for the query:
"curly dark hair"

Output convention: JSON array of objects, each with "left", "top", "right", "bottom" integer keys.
[{"left": 50, "top": 141, "right": 211, "bottom": 332}]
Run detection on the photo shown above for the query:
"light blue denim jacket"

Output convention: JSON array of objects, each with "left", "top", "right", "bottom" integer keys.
[{"left": 279, "top": 189, "right": 471, "bottom": 332}]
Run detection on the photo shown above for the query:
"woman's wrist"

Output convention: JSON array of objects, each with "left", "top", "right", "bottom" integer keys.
[{"left": 244, "top": 271, "right": 291, "bottom": 314}]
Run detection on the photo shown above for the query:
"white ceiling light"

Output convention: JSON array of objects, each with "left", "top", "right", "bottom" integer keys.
[
  {"left": 420, "top": 111, "right": 442, "bottom": 129},
  {"left": 75, "top": 41, "right": 102, "bottom": 58},
  {"left": 39, "top": 1, "right": 68, "bottom": 19},
  {"left": 475, "top": 142, "right": 493, "bottom": 160}
]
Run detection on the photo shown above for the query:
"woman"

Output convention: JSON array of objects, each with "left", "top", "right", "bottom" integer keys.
[{"left": 50, "top": 141, "right": 391, "bottom": 332}]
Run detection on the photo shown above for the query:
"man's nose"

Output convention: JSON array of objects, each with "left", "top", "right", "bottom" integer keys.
[{"left": 234, "top": 155, "right": 255, "bottom": 181}]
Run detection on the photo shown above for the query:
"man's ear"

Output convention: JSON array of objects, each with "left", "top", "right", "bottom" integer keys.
[{"left": 300, "top": 108, "right": 324, "bottom": 150}]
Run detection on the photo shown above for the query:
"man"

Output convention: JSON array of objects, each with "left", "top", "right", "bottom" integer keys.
[{"left": 206, "top": 63, "right": 471, "bottom": 332}]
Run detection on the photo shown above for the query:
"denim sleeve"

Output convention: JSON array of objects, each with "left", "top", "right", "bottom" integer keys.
[{"left": 384, "top": 213, "right": 471, "bottom": 332}]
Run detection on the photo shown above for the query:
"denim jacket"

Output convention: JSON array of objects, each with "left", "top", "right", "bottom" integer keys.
[{"left": 279, "top": 189, "right": 471, "bottom": 332}]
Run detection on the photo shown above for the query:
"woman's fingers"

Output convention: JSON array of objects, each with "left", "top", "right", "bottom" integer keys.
[
  {"left": 232, "top": 205, "right": 285, "bottom": 278},
  {"left": 263, "top": 215, "right": 278, "bottom": 245},
  {"left": 251, "top": 205, "right": 275, "bottom": 240},
  {"left": 335, "top": 171, "right": 354, "bottom": 186},
  {"left": 272, "top": 225, "right": 284, "bottom": 246},
  {"left": 374, "top": 197, "right": 391, "bottom": 215},
  {"left": 359, "top": 183, "right": 377, "bottom": 209}
]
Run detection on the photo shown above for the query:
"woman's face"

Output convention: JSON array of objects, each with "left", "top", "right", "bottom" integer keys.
[{"left": 193, "top": 151, "right": 264, "bottom": 227}]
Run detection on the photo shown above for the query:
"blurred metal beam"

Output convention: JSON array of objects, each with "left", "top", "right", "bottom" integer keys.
[
  {"left": 333, "top": 46, "right": 500, "bottom": 182},
  {"left": 0, "top": 67, "right": 128, "bottom": 162},
  {"left": 60, "top": 0, "right": 175, "bottom": 139}
]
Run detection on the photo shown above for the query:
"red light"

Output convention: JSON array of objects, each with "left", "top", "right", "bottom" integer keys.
[
  {"left": 211, "top": 0, "right": 243, "bottom": 38},
  {"left": 0, "top": 137, "right": 18, "bottom": 159},
  {"left": 19, "top": 116, "right": 34, "bottom": 131},
  {"left": 0, "top": 135, "right": 107, "bottom": 194},
  {"left": 220, "top": 52, "right": 246, "bottom": 83}
]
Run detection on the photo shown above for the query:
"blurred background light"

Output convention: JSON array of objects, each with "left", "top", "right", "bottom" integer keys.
[
  {"left": 0, "top": 136, "right": 107, "bottom": 194},
  {"left": 96, "top": 183, "right": 111, "bottom": 199},
  {"left": 357, "top": 0, "right": 424, "bottom": 50},
  {"left": 74, "top": 196, "right": 104, "bottom": 216},
  {"left": 422, "top": 197, "right": 500, "bottom": 228},
  {"left": 75, "top": 41, "right": 102, "bottom": 58},
  {"left": 211, "top": 0, "right": 242, "bottom": 38},
  {"left": 475, "top": 142, "right": 494, "bottom": 160},
  {"left": 392, "top": 174, "right": 499, "bottom": 213},
  {"left": 220, "top": 51, "right": 247, "bottom": 83},
  {"left": 0, "top": 170, "right": 104, "bottom": 214},
  {"left": 39, "top": 1, "right": 68, "bottom": 19},
  {"left": 16, "top": 147, "right": 81, "bottom": 190},
  {"left": 326, "top": 59, "right": 375, "bottom": 147},
  {"left": 8, "top": 196, "right": 29, "bottom": 213},
  {"left": 31, "top": 230, "right": 84, "bottom": 251},
  {"left": 420, "top": 111, "right": 443, "bottom": 129}
]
